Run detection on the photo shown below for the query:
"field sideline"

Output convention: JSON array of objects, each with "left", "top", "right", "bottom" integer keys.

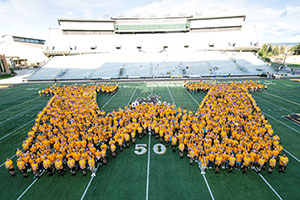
[{"left": 0, "top": 79, "right": 299, "bottom": 200}]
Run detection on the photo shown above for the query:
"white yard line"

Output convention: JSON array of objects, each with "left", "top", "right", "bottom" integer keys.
[
  {"left": 258, "top": 173, "right": 283, "bottom": 200},
  {"left": 16, "top": 170, "right": 45, "bottom": 200},
  {"left": 263, "top": 112, "right": 300, "bottom": 135},
  {"left": 0, "top": 102, "right": 43, "bottom": 125},
  {"left": 0, "top": 119, "right": 34, "bottom": 142},
  {"left": 0, "top": 96, "right": 40, "bottom": 114},
  {"left": 202, "top": 174, "right": 215, "bottom": 200},
  {"left": 283, "top": 148, "right": 300, "bottom": 163},
  {"left": 80, "top": 165, "right": 100, "bottom": 200},
  {"left": 101, "top": 90, "right": 120, "bottom": 109},
  {"left": 0, "top": 154, "right": 16, "bottom": 167},
  {"left": 265, "top": 92, "right": 300, "bottom": 106},
  {"left": 254, "top": 95, "right": 292, "bottom": 113},
  {"left": 167, "top": 85, "right": 176, "bottom": 108},
  {"left": 146, "top": 133, "right": 151, "bottom": 200},
  {"left": 151, "top": 86, "right": 153, "bottom": 95},
  {"left": 172, "top": 88, "right": 215, "bottom": 200},
  {"left": 184, "top": 89, "right": 200, "bottom": 105},
  {"left": 127, "top": 85, "right": 138, "bottom": 105}
]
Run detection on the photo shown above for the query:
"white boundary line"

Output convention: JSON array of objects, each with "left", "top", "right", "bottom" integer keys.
[
  {"left": 16, "top": 170, "right": 45, "bottom": 200},
  {"left": 150, "top": 86, "right": 153, "bottom": 95},
  {"left": 0, "top": 119, "right": 34, "bottom": 141},
  {"left": 0, "top": 154, "right": 16, "bottom": 167},
  {"left": 0, "top": 96, "right": 40, "bottom": 114},
  {"left": 101, "top": 90, "right": 120, "bottom": 109},
  {"left": 167, "top": 85, "right": 176, "bottom": 109},
  {"left": 80, "top": 165, "right": 100, "bottom": 200},
  {"left": 254, "top": 95, "right": 292, "bottom": 113},
  {"left": 202, "top": 174, "right": 215, "bottom": 200},
  {"left": 0, "top": 102, "right": 43, "bottom": 125},
  {"left": 263, "top": 112, "right": 300, "bottom": 135},
  {"left": 265, "top": 91, "right": 300, "bottom": 106},
  {"left": 258, "top": 173, "right": 283, "bottom": 200},
  {"left": 127, "top": 85, "right": 138, "bottom": 105},
  {"left": 145, "top": 133, "right": 151, "bottom": 200}
]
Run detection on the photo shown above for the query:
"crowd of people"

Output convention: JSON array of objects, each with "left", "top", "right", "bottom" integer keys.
[
  {"left": 185, "top": 81, "right": 288, "bottom": 174},
  {"left": 5, "top": 81, "right": 288, "bottom": 178}
]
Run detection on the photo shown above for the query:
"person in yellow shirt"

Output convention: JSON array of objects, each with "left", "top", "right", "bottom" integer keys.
[
  {"left": 79, "top": 157, "right": 87, "bottom": 176},
  {"left": 67, "top": 156, "right": 76, "bottom": 176},
  {"left": 17, "top": 158, "right": 27, "bottom": 178},
  {"left": 278, "top": 154, "right": 289, "bottom": 173},
  {"left": 215, "top": 153, "right": 222, "bottom": 174},
  {"left": 110, "top": 142, "right": 116, "bottom": 157},
  {"left": 256, "top": 156, "right": 265, "bottom": 173},
  {"left": 171, "top": 135, "right": 177, "bottom": 152},
  {"left": 208, "top": 153, "right": 215, "bottom": 169},
  {"left": 200, "top": 156, "right": 208, "bottom": 175},
  {"left": 31, "top": 161, "right": 39, "bottom": 179},
  {"left": 95, "top": 149, "right": 101, "bottom": 163},
  {"left": 235, "top": 151, "right": 243, "bottom": 170},
  {"left": 268, "top": 156, "right": 276, "bottom": 174},
  {"left": 55, "top": 158, "right": 64, "bottom": 176},
  {"left": 88, "top": 156, "right": 96, "bottom": 177},
  {"left": 178, "top": 143, "right": 185, "bottom": 158},
  {"left": 43, "top": 157, "right": 53, "bottom": 176},
  {"left": 228, "top": 154, "right": 236, "bottom": 173},
  {"left": 5, "top": 158, "right": 16, "bottom": 177},
  {"left": 242, "top": 155, "right": 251, "bottom": 174},
  {"left": 131, "top": 131, "right": 136, "bottom": 144},
  {"left": 189, "top": 149, "right": 196, "bottom": 165}
]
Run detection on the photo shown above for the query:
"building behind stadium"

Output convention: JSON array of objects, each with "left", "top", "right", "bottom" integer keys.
[{"left": 0, "top": 35, "right": 48, "bottom": 69}]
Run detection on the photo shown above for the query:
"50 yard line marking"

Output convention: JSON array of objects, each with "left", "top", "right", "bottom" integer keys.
[
  {"left": 146, "top": 132, "right": 151, "bottom": 200},
  {"left": 173, "top": 87, "right": 215, "bottom": 200}
]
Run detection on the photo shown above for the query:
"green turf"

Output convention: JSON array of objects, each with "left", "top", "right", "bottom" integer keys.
[
  {"left": 0, "top": 74, "right": 14, "bottom": 80},
  {"left": 0, "top": 80, "right": 299, "bottom": 200}
]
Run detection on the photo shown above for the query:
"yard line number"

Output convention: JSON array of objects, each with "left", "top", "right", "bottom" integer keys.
[{"left": 134, "top": 144, "right": 167, "bottom": 155}]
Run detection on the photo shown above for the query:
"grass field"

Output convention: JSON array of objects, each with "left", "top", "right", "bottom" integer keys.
[{"left": 0, "top": 79, "right": 299, "bottom": 200}]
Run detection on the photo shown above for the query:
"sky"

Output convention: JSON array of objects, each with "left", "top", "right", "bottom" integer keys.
[{"left": 0, "top": 0, "right": 299, "bottom": 43}]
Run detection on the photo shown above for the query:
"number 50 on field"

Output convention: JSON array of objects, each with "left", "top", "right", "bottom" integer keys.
[{"left": 134, "top": 144, "right": 167, "bottom": 155}]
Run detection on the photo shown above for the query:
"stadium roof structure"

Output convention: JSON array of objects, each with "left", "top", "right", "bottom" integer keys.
[
  {"left": 44, "top": 14, "right": 257, "bottom": 57},
  {"left": 56, "top": 15, "right": 246, "bottom": 33}
]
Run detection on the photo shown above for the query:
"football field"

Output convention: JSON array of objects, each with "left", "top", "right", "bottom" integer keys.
[{"left": 0, "top": 79, "right": 299, "bottom": 200}]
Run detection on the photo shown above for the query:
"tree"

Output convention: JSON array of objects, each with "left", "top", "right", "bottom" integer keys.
[
  {"left": 292, "top": 43, "right": 300, "bottom": 55},
  {"left": 273, "top": 45, "right": 280, "bottom": 56},
  {"left": 280, "top": 46, "right": 286, "bottom": 55}
]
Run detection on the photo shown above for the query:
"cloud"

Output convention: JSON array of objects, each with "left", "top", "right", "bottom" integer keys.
[
  {"left": 126, "top": 0, "right": 300, "bottom": 43},
  {"left": 0, "top": 0, "right": 299, "bottom": 43}
]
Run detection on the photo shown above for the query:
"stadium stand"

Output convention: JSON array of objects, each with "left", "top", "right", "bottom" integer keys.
[
  {"left": 28, "top": 51, "right": 274, "bottom": 80},
  {"left": 25, "top": 15, "right": 276, "bottom": 81}
]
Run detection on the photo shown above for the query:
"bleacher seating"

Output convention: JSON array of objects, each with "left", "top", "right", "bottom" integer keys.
[{"left": 27, "top": 51, "right": 275, "bottom": 80}]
